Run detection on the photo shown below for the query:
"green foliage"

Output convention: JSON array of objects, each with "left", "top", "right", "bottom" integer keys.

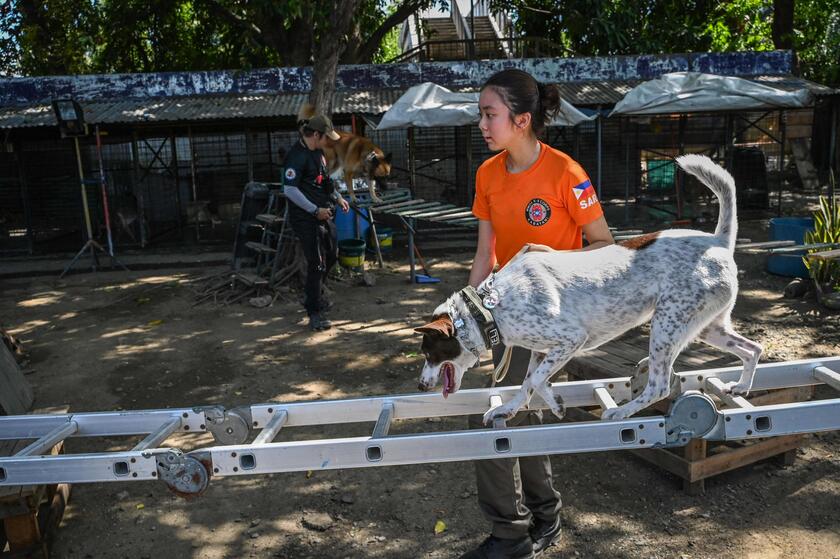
[
  {"left": 803, "top": 183, "right": 840, "bottom": 290},
  {"left": 0, "top": 0, "right": 439, "bottom": 75},
  {"left": 491, "top": 0, "right": 839, "bottom": 86}
]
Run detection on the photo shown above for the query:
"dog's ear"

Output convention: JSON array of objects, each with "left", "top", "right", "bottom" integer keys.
[{"left": 414, "top": 315, "right": 454, "bottom": 337}]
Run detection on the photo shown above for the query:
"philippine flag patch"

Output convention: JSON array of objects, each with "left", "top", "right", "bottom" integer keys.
[{"left": 572, "top": 180, "right": 598, "bottom": 209}]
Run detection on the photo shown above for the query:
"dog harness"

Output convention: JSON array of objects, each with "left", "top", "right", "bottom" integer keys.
[{"left": 457, "top": 284, "right": 501, "bottom": 351}]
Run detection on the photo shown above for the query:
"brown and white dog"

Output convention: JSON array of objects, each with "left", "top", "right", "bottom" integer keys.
[
  {"left": 416, "top": 155, "right": 762, "bottom": 425},
  {"left": 298, "top": 104, "right": 392, "bottom": 204}
]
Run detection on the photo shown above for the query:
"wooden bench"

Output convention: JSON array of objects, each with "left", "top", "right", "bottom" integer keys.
[{"left": 566, "top": 328, "right": 813, "bottom": 495}]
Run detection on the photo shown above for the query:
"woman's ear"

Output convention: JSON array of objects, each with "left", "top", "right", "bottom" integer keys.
[{"left": 515, "top": 112, "right": 531, "bottom": 129}]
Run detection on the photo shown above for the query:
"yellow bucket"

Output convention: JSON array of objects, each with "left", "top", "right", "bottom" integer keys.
[{"left": 338, "top": 239, "right": 366, "bottom": 269}]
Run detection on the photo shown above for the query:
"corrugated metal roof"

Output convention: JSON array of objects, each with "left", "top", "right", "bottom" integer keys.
[
  {"left": 0, "top": 89, "right": 406, "bottom": 129},
  {"left": 0, "top": 76, "right": 833, "bottom": 130}
]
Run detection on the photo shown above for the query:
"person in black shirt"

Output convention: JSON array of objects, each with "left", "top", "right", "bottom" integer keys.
[{"left": 284, "top": 114, "right": 350, "bottom": 331}]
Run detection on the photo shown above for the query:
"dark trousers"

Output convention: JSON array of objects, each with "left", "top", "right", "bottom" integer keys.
[
  {"left": 291, "top": 215, "right": 337, "bottom": 315},
  {"left": 467, "top": 345, "right": 562, "bottom": 539}
]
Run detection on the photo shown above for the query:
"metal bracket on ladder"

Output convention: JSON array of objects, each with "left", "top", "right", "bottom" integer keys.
[{"left": 1, "top": 357, "right": 839, "bottom": 498}]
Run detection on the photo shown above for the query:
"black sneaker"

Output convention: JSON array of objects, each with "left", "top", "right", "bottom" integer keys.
[
  {"left": 308, "top": 313, "right": 332, "bottom": 331},
  {"left": 530, "top": 515, "right": 562, "bottom": 555},
  {"left": 458, "top": 535, "right": 535, "bottom": 559}
]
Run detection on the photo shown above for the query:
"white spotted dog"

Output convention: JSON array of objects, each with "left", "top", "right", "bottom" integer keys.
[{"left": 416, "top": 154, "right": 762, "bottom": 425}]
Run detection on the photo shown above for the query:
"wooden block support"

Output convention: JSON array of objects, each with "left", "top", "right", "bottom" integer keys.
[
  {"left": 1, "top": 409, "right": 72, "bottom": 558},
  {"left": 0, "top": 341, "right": 33, "bottom": 416},
  {"left": 566, "top": 347, "right": 815, "bottom": 493}
]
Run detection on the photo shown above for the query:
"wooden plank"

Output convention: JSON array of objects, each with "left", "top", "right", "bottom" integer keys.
[
  {"left": 403, "top": 206, "right": 461, "bottom": 219},
  {"left": 370, "top": 199, "right": 426, "bottom": 212},
  {"left": 628, "top": 447, "right": 690, "bottom": 479},
  {"left": 683, "top": 439, "right": 708, "bottom": 493},
  {"left": 428, "top": 210, "right": 474, "bottom": 221},
  {"left": 398, "top": 205, "right": 458, "bottom": 218},
  {"left": 388, "top": 202, "right": 444, "bottom": 216},
  {"left": 689, "top": 434, "right": 805, "bottom": 480},
  {"left": 768, "top": 242, "right": 840, "bottom": 254},
  {"left": 736, "top": 240, "right": 796, "bottom": 250},
  {"left": 0, "top": 342, "right": 32, "bottom": 416},
  {"left": 807, "top": 248, "right": 840, "bottom": 261},
  {"left": 3, "top": 512, "right": 44, "bottom": 556}
]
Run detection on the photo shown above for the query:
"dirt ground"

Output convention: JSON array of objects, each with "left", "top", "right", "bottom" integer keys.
[{"left": 2, "top": 219, "right": 839, "bottom": 559}]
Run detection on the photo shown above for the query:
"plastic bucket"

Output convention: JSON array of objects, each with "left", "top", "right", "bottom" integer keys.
[
  {"left": 335, "top": 207, "right": 370, "bottom": 242},
  {"left": 368, "top": 227, "right": 393, "bottom": 254},
  {"left": 766, "top": 217, "right": 815, "bottom": 278},
  {"left": 338, "top": 239, "right": 366, "bottom": 270}
]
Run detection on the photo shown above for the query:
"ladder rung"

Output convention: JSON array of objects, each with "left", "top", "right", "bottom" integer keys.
[
  {"left": 488, "top": 394, "right": 507, "bottom": 429},
  {"left": 236, "top": 272, "right": 268, "bottom": 287},
  {"left": 253, "top": 410, "right": 288, "bottom": 444},
  {"left": 245, "top": 241, "right": 276, "bottom": 254},
  {"left": 132, "top": 417, "right": 182, "bottom": 451},
  {"left": 256, "top": 214, "right": 283, "bottom": 225},
  {"left": 16, "top": 420, "right": 78, "bottom": 457},
  {"left": 372, "top": 402, "right": 395, "bottom": 438},
  {"left": 705, "top": 377, "right": 754, "bottom": 409},
  {"left": 593, "top": 387, "right": 617, "bottom": 410},
  {"left": 814, "top": 366, "right": 840, "bottom": 392}
]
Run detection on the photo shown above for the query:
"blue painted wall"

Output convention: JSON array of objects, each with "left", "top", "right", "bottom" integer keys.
[{"left": 0, "top": 50, "right": 794, "bottom": 107}]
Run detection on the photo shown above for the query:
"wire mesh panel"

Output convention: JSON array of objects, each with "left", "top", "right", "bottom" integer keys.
[
  {"left": 0, "top": 103, "right": 804, "bottom": 256},
  {"left": 0, "top": 146, "right": 28, "bottom": 254}
]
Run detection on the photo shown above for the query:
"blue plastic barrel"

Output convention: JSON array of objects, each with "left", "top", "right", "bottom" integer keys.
[
  {"left": 335, "top": 207, "right": 370, "bottom": 242},
  {"left": 766, "top": 217, "right": 815, "bottom": 278}
]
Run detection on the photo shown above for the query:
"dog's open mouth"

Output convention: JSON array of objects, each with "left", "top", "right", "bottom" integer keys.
[{"left": 441, "top": 362, "right": 456, "bottom": 398}]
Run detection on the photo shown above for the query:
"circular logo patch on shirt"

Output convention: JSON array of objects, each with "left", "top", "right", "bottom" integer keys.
[
  {"left": 285, "top": 168, "right": 296, "bottom": 180},
  {"left": 525, "top": 198, "right": 551, "bottom": 226}
]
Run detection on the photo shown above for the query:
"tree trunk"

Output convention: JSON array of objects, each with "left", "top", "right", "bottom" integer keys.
[
  {"left": 308, "top": 0, "right": 362, "bottom": 116},
  {"left": 772, "top": 0, "right": 795, "bottom": 50}
]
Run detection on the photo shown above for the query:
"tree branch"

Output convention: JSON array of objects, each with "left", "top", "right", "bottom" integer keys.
[{"left": 345, "top": 0, "right": 431, "bottom": 63}]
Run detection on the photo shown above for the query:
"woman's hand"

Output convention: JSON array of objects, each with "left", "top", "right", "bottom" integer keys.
[{"left": 523, "top": 243, "right": 553, "bottom": 253}]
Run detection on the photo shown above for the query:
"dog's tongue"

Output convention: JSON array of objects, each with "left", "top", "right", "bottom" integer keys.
[{"left": 442, "top": 365, "right": 454, "bottom": 399}]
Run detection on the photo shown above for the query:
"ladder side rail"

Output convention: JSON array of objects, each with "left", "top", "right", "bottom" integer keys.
[
  {"left": 674, "top": 357, "right": 840, "bottom": 392},
  {"left": 0, "top": 408, "right": 208, "bottom": 440},
  {"left": 203, "top": 416, "right": 668, "bottom": 477},
  {"left": 0, "top": 449, "right": 161, "bottom": 485},
  {"left": 248, "top": 379, "right": 633, "bottom": 428},
  {"left": 713, "top": 398, "right": 840, "bottom": 441}
]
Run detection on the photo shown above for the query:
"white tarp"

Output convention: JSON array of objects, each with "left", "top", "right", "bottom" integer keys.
[
  {"left": 376, "top": 82, "right": 596, "bottom": 130},
  {"left": 610, "top": 72, "right": 813, "bottom": 116}
]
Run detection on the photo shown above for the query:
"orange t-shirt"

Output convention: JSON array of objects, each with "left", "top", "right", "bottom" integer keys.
[{"left": 472, "top": 143, "right": 604, "bottom": 268}]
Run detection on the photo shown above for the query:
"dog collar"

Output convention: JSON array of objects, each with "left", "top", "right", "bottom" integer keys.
[{"left": 457, "top": 286, "right": 501, "bottom": 350}]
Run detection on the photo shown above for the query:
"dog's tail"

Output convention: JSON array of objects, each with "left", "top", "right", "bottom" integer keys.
[
  {"left": 297, "top": 103, "right": 316, "bottom": 128},
  {"left": 675, "top": 154, "right": 737, "bottom": 249}
]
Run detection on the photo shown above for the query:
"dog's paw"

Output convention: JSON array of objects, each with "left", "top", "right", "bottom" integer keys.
[
  {"left": 483, "top": 404, "right": 517, "bottom": 426},
  {"left": 722, "top": 381, "right": 751, "bottom": 396},
  {"left": 600, "top": 407, "right": 629, "bottom": 421}
]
